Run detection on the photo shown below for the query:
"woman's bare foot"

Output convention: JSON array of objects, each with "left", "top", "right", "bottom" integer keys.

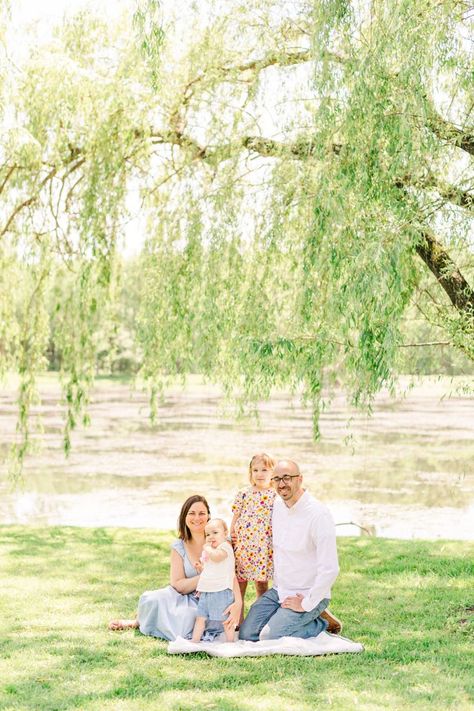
[{"left": 108, "top": 618, "right": 139, "bottom": 631}]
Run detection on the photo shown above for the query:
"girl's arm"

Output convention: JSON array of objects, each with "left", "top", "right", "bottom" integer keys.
[
  {"left": 230, "top": 511, "right": 239, "bottom": 545},
  {"left": 169, "top": 548, "right": 200, "bottom": 594},
  {"left": 230, "top": 490, "right": 243, "bottom": 545}
]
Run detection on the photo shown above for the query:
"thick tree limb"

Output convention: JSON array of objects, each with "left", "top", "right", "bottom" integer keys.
[
  {"left": 396, "top": 173, "right": 474, "bottom": 214},
  {"left": 243, "top": 135, "right": 341, "bottom": 157},
  {"left": 149, "top": 130, "right": 339, "bottom": 161},
  {"left": 222, "top": 48, "right": 314, "bottom": 76},
  {"left": 426, "top": 106, "right": 474, "bottom": 158},
  {"left": 415, "top": 231, "right": 474, "bottom": 315},
  {"left": 0, "top": 166, "right": 58, "bottom": 237},
  {"left": 426, "top": 177, "right": 474, "bottom": 213}
]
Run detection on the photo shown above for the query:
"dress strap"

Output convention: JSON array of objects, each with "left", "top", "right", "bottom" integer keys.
[{"left": 171, "top": 539, "right": 185, "bottom": 558}]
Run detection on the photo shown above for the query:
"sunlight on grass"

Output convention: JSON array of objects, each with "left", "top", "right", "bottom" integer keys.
[{"left": 0, "top": 526, "right": 472, "bottom": 711}]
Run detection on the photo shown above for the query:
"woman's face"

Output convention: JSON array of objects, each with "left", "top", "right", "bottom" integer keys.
[{"left": 185, "top": 501, "right": 209, "bottom": 533}]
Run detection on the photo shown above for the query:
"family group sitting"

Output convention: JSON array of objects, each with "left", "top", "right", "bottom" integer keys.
[{"left": 109, "top": 455, "right": 342, "bottom": 643}]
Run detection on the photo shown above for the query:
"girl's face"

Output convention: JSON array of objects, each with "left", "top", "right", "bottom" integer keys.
[
  {"left": 250, "top": 458, "right": 273, "bottom": 489},
  {"left": 185, "top": 502, "right": 209, "bottom": 533}
]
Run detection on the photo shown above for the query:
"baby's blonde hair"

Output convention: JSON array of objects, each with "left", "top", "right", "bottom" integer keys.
[
  {"left": 248, "top": 452, "right": 275, "bottom": 484},
  {"left": 205, "top": 517, "right": 228, "bottom": 534}
]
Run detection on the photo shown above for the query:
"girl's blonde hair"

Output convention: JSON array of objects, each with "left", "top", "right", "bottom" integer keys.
[{"left": 248, "top": 452, "right": 275, "bottom": 484}]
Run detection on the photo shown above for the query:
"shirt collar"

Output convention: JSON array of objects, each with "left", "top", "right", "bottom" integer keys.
[{"left": 282, "top": 488, "right": 308, "bottom": 511}]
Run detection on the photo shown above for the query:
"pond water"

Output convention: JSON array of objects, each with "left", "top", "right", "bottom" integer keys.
[{"left": 0, "top": 375, "right": 472, "bottom": 540}]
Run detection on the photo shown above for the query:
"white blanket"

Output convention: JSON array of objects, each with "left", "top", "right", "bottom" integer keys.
[{"left": 167, "top": 632, "right": 363, "bottom": 658}]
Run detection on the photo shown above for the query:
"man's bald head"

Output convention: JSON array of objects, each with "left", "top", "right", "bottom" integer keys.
[{"left": 274, "top": 459, "right": 301, "bottom": 476}]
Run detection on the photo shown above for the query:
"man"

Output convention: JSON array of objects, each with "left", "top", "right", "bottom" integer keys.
[{"left": 239, "top": 459, "right": 341, "bottom": 641}]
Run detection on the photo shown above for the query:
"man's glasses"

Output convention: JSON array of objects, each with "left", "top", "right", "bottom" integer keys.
[{"left": 270, "top": 474, "right": 300, "bottom": 485}]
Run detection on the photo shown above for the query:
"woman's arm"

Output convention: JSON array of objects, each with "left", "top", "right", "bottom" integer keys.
[
  {"left": 223, "top": 575, "right": 242, "bottom": 631},
  {"left": 169, "top": 548, "right": 200, "bottom": 595}
]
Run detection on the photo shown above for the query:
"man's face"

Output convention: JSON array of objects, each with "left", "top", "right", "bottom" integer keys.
[{"left": 272, "top": 463, "right": 302, "bottom": 505}]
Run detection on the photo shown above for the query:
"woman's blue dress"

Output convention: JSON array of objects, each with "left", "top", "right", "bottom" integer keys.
[{"left": 137, "top": 539, "right": 199, "bottom": 641}]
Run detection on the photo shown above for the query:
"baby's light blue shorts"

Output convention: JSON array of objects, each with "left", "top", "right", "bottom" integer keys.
[{"left": 196, "top": 588, "right": 234, "bottom": 621}]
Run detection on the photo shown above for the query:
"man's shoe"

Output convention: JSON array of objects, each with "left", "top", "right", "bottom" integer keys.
[{"left": 320, "top": 609, "right": 342, "bottom": 634}]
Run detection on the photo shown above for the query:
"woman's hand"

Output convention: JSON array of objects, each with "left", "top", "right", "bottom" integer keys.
[{"left": 223, "top": 600, "right": 241, "bottom": 632}]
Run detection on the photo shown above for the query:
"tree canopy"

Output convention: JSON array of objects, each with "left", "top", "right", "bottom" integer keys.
[{"left": 1, "top": 0, "right": 473, "bottom": 463}]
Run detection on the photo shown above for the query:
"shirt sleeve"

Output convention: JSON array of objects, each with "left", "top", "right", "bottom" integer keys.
[
  {"left": 218, "top": 541, "right": 234, "bottom": 557},
  {"left": 301, "top": 510, "right": 339, "bottom": 612},
  {"left": 231, "top": 490, "right": 244, "bottom": 514}
]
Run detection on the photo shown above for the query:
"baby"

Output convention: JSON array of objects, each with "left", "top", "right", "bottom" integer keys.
[{"left": 192, "top": 518, "right": 235, "bottom": 643}]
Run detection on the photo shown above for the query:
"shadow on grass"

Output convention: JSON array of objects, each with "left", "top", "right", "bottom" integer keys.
[{"left": 1, "top": 527, "right": 473, "bottom": 711}]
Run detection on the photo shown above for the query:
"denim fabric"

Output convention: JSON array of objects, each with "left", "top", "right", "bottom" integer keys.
[
  {"left": 239, "top": 587, "right": 329, "bottom": 641},
  {"left": 196, "top": 588, "right": 234, "bottom": 621}
]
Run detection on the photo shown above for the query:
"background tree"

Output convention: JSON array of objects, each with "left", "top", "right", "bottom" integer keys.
[{"left": 1, "top": 0, "right": 473, "bottom": 462}]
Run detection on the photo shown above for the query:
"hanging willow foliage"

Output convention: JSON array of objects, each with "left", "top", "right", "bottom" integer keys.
[{"left": 1, "top": 0, "right": 473, "bottom": 469}]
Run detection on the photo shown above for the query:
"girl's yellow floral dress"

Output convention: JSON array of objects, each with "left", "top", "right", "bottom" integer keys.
[{"left": 232, "top": 487, "right": 276, "bottom": 581}]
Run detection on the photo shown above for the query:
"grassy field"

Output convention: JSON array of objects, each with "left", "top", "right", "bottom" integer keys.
[{"left": 0, "top": 527, "right": 472, "bottom": 711}]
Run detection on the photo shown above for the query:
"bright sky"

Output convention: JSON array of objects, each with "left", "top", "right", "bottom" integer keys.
[{"left": 12, "top": 0, "right": 132, "bottom": 26}]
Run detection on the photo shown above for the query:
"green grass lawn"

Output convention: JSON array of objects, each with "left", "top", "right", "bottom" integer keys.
[{"left": 0, "top": 527, "right": 472, "bottom": 711}]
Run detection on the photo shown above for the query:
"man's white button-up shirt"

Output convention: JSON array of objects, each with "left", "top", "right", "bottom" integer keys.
[{"left": 272, "top": 490, "right": 339, "bottom": 612}]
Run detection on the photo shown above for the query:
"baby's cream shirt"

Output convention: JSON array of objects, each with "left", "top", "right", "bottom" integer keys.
[{"left": 197, "top": 541, "right": 235, "bottom": 592}]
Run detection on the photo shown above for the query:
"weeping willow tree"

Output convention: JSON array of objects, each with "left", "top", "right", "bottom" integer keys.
[{"left": 1, "top": 0, "right": 473, "bottom": 464}]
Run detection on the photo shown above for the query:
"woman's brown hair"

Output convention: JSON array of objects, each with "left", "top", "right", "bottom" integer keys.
[{"left": 177, "top": 495, "right": 210, "bottom": 541}]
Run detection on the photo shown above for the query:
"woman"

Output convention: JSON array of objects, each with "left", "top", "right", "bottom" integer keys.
[{"left": 108, "top": 494, "right": 241, "bottom": 640}]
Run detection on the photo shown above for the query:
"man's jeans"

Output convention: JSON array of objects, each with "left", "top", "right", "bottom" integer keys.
[{"left": 239, "top": 588, "right": 329, "bottom": 641}]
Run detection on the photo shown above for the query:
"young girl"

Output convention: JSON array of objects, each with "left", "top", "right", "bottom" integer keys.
[{"left": 230, "top": 453, "right": 276, "bottom": 623}]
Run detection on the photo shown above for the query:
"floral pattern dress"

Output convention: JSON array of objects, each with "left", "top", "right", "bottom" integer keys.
[{"left": 232, "top": 487, "right": 276, "bottom": 581}]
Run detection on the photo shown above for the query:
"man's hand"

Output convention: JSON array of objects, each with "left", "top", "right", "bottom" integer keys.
[
  {"left": 223, "top": 600, "right": 241, "bottom": 631},
  {"left": 281, "top": 593, "right": 305, "bottom": 612}
]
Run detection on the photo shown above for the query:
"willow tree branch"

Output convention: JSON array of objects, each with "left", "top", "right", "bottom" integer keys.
[
  {"left": 0, "top": 165, "right": 17, "bottom": 196},
  {"left": 193, "top": 52, "right": 474, "bottom": 163},
  {"left": 149, "top": 129, "right": 340, "bottom": 161},
  {"left": 427, "top": 179, "right": 474, "bottom": 213},
  {"left": 397, "top": 173, "right": 474, "bottom": 214},
  {"left": 219, "top": 47, "right": 315, "bottom": 77},
  {"left": 0, "top": 167, "right": 58, "bottom": 237},
  {"left": 415, "top": 230, "right": 474, "bottom": 315},
  {"left": 426, "top": 106, "right": 474, "bottom": 157},
  {"left": 397, "top": 340, "right": 451, "bottom": 347},
  {"left": 0, "top": 155, "right": 85, "bottom": 237}
]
